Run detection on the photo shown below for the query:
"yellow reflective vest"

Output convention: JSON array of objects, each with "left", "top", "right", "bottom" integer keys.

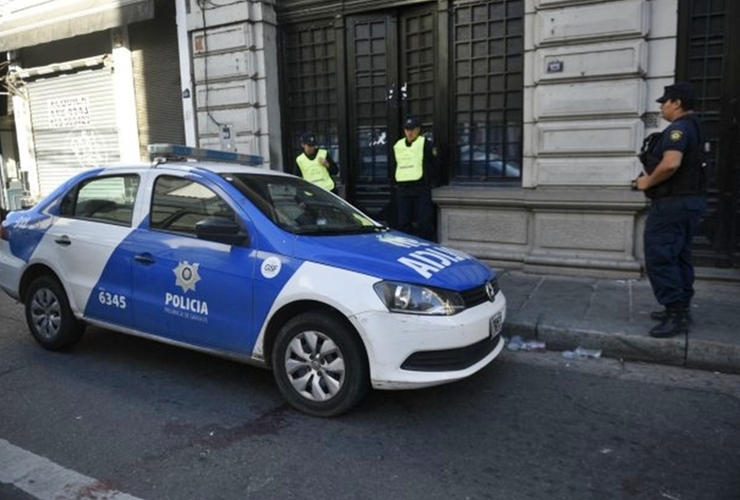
[
  {"left": 393, "top": 136, "right": 425, "bottom": 183},
  {"left": 296, "top": 149, "right": 335, "bottom": 192}
]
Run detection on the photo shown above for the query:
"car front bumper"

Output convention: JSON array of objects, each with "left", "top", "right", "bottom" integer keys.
[{"left": 353, "top": 291, "right": 506, "bottom": 390}]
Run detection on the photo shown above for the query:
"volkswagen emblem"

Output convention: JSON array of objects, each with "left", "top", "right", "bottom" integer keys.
[{"left": 485, "top": 280, "right": 496, "bottom": 302}]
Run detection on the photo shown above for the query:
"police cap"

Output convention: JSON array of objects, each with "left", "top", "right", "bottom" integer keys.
[
  {"left": 300, "top": 133, "right": 317, "bottom": 146},
  {"left": 403, "top": 116, "right": 421, "bottom": 129},
  {"left": 656, "top": 81, "right": 697, "bottom": 104}
]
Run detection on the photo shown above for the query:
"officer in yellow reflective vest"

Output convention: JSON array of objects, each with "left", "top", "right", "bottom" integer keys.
[
  {"left": 391, "top": 116, "right": 440, "bottom": 241},
  {"left": 295, "top": 132, "right": 339, "bottom": 194}
]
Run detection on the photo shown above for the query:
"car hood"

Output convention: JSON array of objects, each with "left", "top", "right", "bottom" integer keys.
[{"left": 290, "top": 230, "right": 494, "bottom": 291}]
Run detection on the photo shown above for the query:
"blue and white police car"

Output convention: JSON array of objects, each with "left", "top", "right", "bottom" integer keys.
[{"left": 0, "top": 144, "right": 506, "bottom": 416}]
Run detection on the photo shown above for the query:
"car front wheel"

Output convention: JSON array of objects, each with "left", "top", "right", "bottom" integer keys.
[
  {"left": 25, "top": 276, "right": 84, "bottom": 350},
  {"left": 272, "top": 312, "right": 369, "bottom": 417}
]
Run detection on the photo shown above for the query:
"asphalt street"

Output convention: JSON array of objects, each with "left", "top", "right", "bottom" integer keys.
[{"left": 1, "top": 293, "right": 739, "bottom": 500}]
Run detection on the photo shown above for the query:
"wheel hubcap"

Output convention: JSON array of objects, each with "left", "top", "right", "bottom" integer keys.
[
  {"left": 284, "top": 330, "right": 345, "bottom": 402},
  {"left": 30, "top": 288, "right": 62, "bottom": 340}
]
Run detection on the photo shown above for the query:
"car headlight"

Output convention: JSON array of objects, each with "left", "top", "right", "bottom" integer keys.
[{"left": 373, "top": 281, "right": 465, "bottom": 316}]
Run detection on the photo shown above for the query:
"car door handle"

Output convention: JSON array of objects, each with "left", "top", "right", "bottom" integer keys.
[
  {"left": 54, "top": 236, "right": 71, "bottom": 246},
  {"left": 134, "top": 254, "right": 155, "bottom": 265}
]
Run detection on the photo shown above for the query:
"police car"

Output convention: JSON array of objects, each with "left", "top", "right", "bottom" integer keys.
[{"left": 0, "top": 144, "right": 506, "bottom": 417}]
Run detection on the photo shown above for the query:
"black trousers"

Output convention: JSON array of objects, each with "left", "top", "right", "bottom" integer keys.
[
  {"left": 644, "top": 195, "right": 706, "bottom": 308},
  {"left": 395, "top": 184, "right": 435, "bottom": 241}
]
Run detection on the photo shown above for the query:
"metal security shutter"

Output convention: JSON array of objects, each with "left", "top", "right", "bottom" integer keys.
[
  {"left": 129, "top": 0, "right": 184, "bottom": 159},
  {"left": 25, "top": 61, "right": 119, "bottom": 197}
]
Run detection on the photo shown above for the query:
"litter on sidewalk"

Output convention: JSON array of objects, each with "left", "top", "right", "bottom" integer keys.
[
  {"left": 505, "top": 335, "right": 546, "bottom": 352},
  {"left": 562, "top": 347, "right": 603, "bottom": 359}
]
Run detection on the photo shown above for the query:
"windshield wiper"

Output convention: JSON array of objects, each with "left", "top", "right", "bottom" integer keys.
[{"left": 291, "top": 225, "right": 387, "bottom": 235}]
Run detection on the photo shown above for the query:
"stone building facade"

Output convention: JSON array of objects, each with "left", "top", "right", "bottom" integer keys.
[{"left": 1, "top": 0, "right": 737, "bottom": 276}]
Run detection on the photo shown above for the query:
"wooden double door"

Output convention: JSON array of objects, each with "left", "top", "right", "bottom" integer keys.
[
  {"left": 344, "top": 6, "right": 438, "bottom": 223},
  {"left": 679, "top": 0, "right": 740, "bottom": 267}
]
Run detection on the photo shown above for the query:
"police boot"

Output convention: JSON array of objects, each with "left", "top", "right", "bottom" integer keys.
[
  {"left": 650, "top": 307, "right": 692, "bottom": 324},
  {"left": 649, "top": 309, "right": 689, "bottom": 338}
]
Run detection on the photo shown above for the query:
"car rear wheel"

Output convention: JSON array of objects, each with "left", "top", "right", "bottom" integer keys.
[
  {"left": 272, "top": 312, "right": 369, "bottom": 417},
  {"left": 25, "top": 276, "right": 84, "bottom": 350}
]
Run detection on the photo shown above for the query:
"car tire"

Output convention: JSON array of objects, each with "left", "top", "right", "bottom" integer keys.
[
  {"left": 272, "top": 312, "right": 369, "bottom": 417},
  {"left": 25, "top": 276, "right": 85, "bottom": 351}
]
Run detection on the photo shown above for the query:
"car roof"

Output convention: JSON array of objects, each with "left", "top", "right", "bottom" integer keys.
[
  {"left": 81, "top": 143, "right": 298, "bottom": 182},
  {"left": 93, "top": 161, "right": 295, "bottom": 178},
  {"left": 172, "top": 162, "right": 295, "bottom": 177}
]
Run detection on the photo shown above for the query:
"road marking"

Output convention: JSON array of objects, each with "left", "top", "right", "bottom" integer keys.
[{"left": 0, "top": 438, "right": 146, "bottom": 500}]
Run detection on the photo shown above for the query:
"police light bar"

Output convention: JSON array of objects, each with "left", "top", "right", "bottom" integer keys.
[{"left": 147, "top": 144, "right": 263, "bottom": 166}]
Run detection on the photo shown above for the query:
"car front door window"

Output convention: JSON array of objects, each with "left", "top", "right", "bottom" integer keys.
[{"left": 149, "top": 176, "right": 237, "bottom": 237}]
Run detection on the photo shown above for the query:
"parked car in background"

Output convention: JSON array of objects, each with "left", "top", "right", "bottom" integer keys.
[{"left": 458, "top": 144, "right": 521, "bottom": 179}]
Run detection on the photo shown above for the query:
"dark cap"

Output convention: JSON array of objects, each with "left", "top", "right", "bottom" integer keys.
[
  {"left": 656, "top": 81, "right": 697, "bottom": 104},
  {"left": 403, "top": 116, "right": 420, "bottom": 129},
  {"left": 300, "top": 132, "right": 317, "bottom": 146}
]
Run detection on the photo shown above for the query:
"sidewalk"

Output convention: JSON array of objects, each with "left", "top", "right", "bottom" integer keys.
[{"left": 497, "top": 269, "right": 740, "bottom": 375}]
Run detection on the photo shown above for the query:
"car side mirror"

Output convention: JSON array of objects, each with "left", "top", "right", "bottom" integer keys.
[{"left": 195, "top": 216, "right": 249, "bottom": 246}]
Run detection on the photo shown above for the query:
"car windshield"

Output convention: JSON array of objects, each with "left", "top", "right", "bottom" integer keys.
[{"left": 221, "top": 173, "right": 384, "bottom": 235}]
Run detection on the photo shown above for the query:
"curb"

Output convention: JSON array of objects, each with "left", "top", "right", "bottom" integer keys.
[
  {"left": 502, "top": 321, "right": 740, "bottom": 375},
  {"left": 686, "top": 338, "right": 740, "bottom": 374}
]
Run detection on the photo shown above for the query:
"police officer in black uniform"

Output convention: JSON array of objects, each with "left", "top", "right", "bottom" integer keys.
[
  {"left": 633, "top": 81, "right": 707, "bottom": 338},
  {"left": 391, "top": 116, "right": 440, "bottom": 241}
]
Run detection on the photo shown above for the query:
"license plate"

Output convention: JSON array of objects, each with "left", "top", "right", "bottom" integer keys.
[{"left": 489, "top": 312, "right": 503, "bottom": 339}]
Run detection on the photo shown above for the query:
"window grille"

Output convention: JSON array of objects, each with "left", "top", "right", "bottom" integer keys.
[
  {"left": 451, "top": 0, "right": 524, "bottom": 182},
  {"left": 401, "top": 10, "right": 435, "bottom": 132},
  {"left": 281, "top": 22, "right": 340, "bottom": 171},
  {"left": 351, "top": 18, "right": 390, "bottom": 183},
  {"left": 684, "top": 0, "right": 725, "bottom": 189}
]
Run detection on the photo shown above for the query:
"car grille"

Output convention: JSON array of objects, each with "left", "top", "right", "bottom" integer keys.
[
  {"left": 400, "top": 333, "right": 501, "bottom": 372},
  {"left": 460, "top": 278, "right": 499, "bottom": 309}
]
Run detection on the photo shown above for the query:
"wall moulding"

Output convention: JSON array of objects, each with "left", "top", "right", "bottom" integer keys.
[
  {"left": 534, "top": 157, "right": 642, "bottom": 187},
  {"left": 535, "top": 40, "right": 647, "bottom": 83},
  {"left": 534, "top": 0, "right": 599, "bottom": 9},
  {"left": 433, "top": 186, "right": 646, "bottom": 278},
  {"left": 535, "top": 0, "right": 648, "bottom": 47},
  {"left": 534, "top": 78, "right": 646, "bottom": 120},
  {"left": 536, "top": 119, "right": 644, "bottom": 156},
  {"left": 433, "top": 186, "right": 647, "bottom": 212},
  {"left": 534, "top": 212, "right": 632, "bottom": 252}
]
